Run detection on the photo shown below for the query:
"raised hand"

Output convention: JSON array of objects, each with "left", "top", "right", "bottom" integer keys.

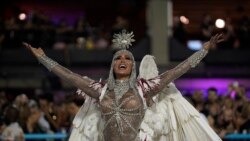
[
  {"left": 203, "top": 33, "right": 224, "bottom": 50},
  {"left": 22, "top": 42, "right": 45, "bottom": 58}
]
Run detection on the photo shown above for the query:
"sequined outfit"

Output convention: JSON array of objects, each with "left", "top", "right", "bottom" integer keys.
[
  {"left": 100, "top": 86, "right": 144, "bottom": 141},
  {"left": 37, "top": 48, "right": 208, "bottom": 141}
]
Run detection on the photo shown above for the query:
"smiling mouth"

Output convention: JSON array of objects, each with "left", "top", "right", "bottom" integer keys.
[{"left": 119, "top": 64, "right": 127, "bottom": 69}]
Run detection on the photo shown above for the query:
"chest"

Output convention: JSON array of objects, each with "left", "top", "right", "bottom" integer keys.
[{"left": 100, "top": 89, "right": 143, "bottom": 113}]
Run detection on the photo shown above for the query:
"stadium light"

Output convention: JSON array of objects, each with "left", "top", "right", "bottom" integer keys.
[
  {"left": 180, "top": 16, "right": 189, "bottom": 24},
  {"left": 215, "top": 18, "right": 225, "bottom": 28},
  {"left": 19, "top": 13, "right": 27, "bottom": 21}
]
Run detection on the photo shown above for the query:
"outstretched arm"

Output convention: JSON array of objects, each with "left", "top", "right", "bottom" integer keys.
[
  {"left": 146, "top": 34, "right": 224, "bottom": 96},
  {"left": 23, "top": 43, "right": 100, "bottom": 99}
]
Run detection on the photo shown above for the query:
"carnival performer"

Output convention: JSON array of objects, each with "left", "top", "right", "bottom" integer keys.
[{"left": 23, "top": 30, "right": 223, "bottom": 141}]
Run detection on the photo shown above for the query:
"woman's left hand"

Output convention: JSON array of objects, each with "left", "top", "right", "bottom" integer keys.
[{"left": 203, "top": 33, "right": 224, "bottom": 50}]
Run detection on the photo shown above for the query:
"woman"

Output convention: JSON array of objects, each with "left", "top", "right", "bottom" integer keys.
[{"left": 23, "top": 31, "right": 223, "bottom": 141}]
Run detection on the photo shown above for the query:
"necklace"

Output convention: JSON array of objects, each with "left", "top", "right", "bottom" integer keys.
[{"left": 114, "top": 79, "right": 130, "bottom": 104}]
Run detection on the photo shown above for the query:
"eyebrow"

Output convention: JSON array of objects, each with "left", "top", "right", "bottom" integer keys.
[
  {"left": 114, "top": 53, "right": 131, "bottom": 58},
  {"left": 125, "top": 54, "right": 131, "bottom": 58}
]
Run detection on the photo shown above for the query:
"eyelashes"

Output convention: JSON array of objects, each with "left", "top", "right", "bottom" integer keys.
[
  {"left": 114, "top": 56, "right": 132, "bottom": 60},
  {"left": 114, "top": 56, "right": 121, "bottom": 60},
  {"left": 125, "top": 57, "right": 131, "bottom": 60}
]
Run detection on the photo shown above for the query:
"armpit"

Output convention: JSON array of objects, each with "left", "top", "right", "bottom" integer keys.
[{"left": 137, "top": 77, "right": 161, "bottom": 97}]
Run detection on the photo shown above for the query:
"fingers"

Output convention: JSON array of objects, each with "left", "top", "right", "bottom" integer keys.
[
  {"left": 211, "top": 33, "right": 224, "bottom": 43},
  {"left": 217, "top": 33, "right": 224, "bottom": 42},
  {"left": 214, "top": 33, "right": 223, "bottom": 39},
  {"left": 217, "top": 33, "right": 223, "bottom": 39},
  {"left": 22, "top": 42, "right": 29, "bottom": 48},
  {"left": 217, "top": 38, "right": 224, "bottom": 43},
  {"left": 215, "top": 33, "right": 224, "bottom": 43},
  {"left": 22, "top": 42, "right": 29, "bottom": 46},
  {"left": 22, "top": 42, "right": 32, "bottom": 50},
  {"left": 210, "top": 35, "right": 216, "bottom": 43}
]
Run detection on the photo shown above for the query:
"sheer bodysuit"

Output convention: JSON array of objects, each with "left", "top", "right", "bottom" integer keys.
[{"left": 100, "top": 88, "right": 144, "bottom": 141}]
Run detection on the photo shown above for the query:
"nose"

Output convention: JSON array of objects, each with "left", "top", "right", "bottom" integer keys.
[{"left": 120, "top": 57, "right": 126, "bottom": 63}]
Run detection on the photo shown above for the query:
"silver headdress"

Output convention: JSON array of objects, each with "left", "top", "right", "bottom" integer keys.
[
  {"left": 107, "top": 30, "right": 137, "bottom": 90},
  {"left": 112, "top": 30, "right": 135, "bottom": 49}
]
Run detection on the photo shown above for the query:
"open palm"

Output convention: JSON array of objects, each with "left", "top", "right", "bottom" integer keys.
[{"left": 203, "top": 33, "right": 224, "bottom": 50}]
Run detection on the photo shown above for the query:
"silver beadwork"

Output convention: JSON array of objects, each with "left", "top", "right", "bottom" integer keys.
[
  {"left": 188, "top": 48, "right": 208, "bottom": 68},
  {"left": 114, "top": 80, "right": 130, "bottom": 104},
  {"left": 37, "top": 55, "right": 59, "bottom": 71},
  {"left": 112, "top": 30, "right": 135, "bottom": 49},
  {"left": 101, "top": 95, "right": 141, "bottom": 135}
]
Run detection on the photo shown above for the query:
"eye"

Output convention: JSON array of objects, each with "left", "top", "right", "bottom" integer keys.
[
  {"left": 115, "top": 56, "right": 121, "bottom": 60},
  {"left": 125, "top": 55, "right": 131, "bottom": 60},
  {"left": 125, "top": 57, "right": 131, "bottom": 60}
]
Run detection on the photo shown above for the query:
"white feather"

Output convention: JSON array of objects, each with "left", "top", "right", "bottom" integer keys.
[
  {"left": 138, "top": 55, "right": 222, "bottom": 141},
  {"left": 139, "top": 55, "right": 158, "bottom": 79}
]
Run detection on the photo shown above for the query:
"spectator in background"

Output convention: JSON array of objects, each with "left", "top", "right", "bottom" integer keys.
[
  {"left": 206, "top": 102, "right": 220, "bottom": 133},
  {"left": 235, "top": 102, "right": 250, "bottom": 133},
  {"left": 65, "top": 94, "right": 84, "bottom": 122},
  {"left": 64, "top": 94, "right": 85, "bottom": 135},
  {"left": 13, "top": 94, "right": 30, "bottom": 133},
  {"left": 73, "top": 16, "right": 89, "bottom": 49},
  {"left": 207, "top": 87, "right": 219, "bottom": 104},
  {"left": 219, "top": 17, "right": 240, "bottom": 49},
  {"left": 222, "top": 96, "right": 234, "bottom": 110},
  {"left": 94, "top": 28, "right": 109, "bottom": 49},
  {"left": 217, "top": 108, "right": 235, "bottom": 138},
  {"left": 200, "top": 13, "right": 214, "bottom": 41},
  {"left": 53, "top": 19, "right": 73, "bottom": 50},
  {"left": 52, "top": 100, "right": 70, "bottom": 133},
  {"left": 173, "top": 16, "right": 187, "bottom": 44},
  {"left": 26, "top": 99, "right": 52, "bottom": 134},
  {"left": 38, "top": 93, "right": 60, "bottom": 133},
  {"left": 2, "top": 16, "right": 21, "bottom": 49},
  {"left": 235, "top": 14, "right": 250, "bottom": 49},
  {"left": 0, "top": 91, "right": 8, "bottom": 137},
  {"left": 21, "top": 20, "right": 38, "bottom": 46},
  {"left": 0, "top": 91, "right": 8, "bottom": 115},
  {"left": 215, "top": 96, "right": 235, "bottom": 138},
  {"left": 193, "top": 100, "right": 208, "bottom": 123},
  {"left": 191, "top": 89, "right": 204, "bottom": 104},
  {"left": 1, "top": 105, "right": 24, "bottom": 141},
  {"left": 111, "top": 15, "right": 130, "bottom": 35},
  {"left": 37, "top": 15, "right": 55, "bottom": 48}
]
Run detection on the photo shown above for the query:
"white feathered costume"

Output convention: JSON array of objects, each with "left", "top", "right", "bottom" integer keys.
[{"left": 69, "top": 55, "right": 222, "bottom": 141}]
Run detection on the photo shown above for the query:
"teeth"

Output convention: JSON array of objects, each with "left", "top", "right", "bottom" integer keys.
[{"left": 120, "top": 64, "right": 126, "bottom": 68}]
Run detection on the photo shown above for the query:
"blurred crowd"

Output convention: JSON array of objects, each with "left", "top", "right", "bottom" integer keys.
[
  {"left": 173, "top": 12, "right": 250, "bottom": 50},
  {"left": 0, "top": 81, "right": 249, "bottom": 141},
  {"left": 0, "top": 90, "right": 84, "bottom": 141},
  {"left": 2, "top": 9, "right": 250, "bottom": 52},
  {"left": 185, "top": 82, "right": 250, "bottom": 140},
  {"left": 0, "top": 10, "right": 134, "bottom": 51}
]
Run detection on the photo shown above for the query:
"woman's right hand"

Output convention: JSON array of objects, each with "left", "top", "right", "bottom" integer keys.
[{"left": 23, "top": 42, "right": 45, "bottom": 58}]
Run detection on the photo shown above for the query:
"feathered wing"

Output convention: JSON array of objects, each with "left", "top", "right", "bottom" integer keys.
[
  {"left": 138, "top": 55, "right": 222, "bottom": 141},
  {"left": 68, "top": 78, "right": 107, "bottom": 141}
]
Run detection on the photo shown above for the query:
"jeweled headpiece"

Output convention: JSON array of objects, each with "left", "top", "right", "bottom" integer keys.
[{"left": 112, "top": 29, "right": 135, "bottom": 50}]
